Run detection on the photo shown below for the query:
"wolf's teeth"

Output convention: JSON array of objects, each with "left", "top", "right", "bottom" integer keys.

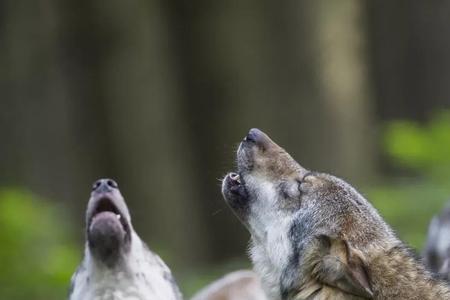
[{"left": 116, "top": 214, "right": 121, "bottom": 220}]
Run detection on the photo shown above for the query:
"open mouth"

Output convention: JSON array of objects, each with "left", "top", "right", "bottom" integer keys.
[
  {"left": 88, "top": 197, "right": 130, "bottom": 235},
  {"left": 222, "top": 172, "right": 250, "bottom": 221},
  {"left": 228, "top": 172, "right": 242, "bottom": 193},
  {"left": 223, "top": 172, "right": 248, "bottom": 202}
]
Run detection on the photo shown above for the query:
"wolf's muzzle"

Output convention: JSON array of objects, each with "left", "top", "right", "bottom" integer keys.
[{"left": 222, "top": 173, "right": 250, "bottom": 221}]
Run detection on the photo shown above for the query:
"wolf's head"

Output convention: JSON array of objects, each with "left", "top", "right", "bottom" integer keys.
[
  {"left": 222, "top": 129, "right": 395, "bottom": 299},
  {"left": 70, "top": 179, "right": 183, "bottom": 300},
  {"left": 86, "top": 178, "right": 132, "bottom": 267}
]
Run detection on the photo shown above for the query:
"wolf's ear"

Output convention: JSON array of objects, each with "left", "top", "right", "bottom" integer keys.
[{"left": 315, "top": 235, "right": 373, "bottom": 299}]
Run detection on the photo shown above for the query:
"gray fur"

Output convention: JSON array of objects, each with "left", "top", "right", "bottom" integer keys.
[
  {"left": 222, "top": 128, "right": 450, "bottom": 300},
  {"left": 69, "top": 179, "right": 182, "bottom": 300},
  {"left": 423, "top": 204, "right": 450, "bottom": 280}
]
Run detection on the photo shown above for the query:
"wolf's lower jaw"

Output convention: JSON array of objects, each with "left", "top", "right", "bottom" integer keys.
[{"left": 69, "top": 232, "right": 182, "bottom": 300}]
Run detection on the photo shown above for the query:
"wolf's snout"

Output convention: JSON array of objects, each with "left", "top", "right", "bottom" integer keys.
[
  {"left": 243, "top": 128, "right": 274, "bottom": 151},
  {"left": 244, "top": 128, "right": 260, "bottom": 142},
  {"left": 245, "top": 128, "right": 265, "bottom": 144},
  {"left": 92, "top": 178, "right": 118, "bottom": 193},
  {"left": 222, "top": 173, "right": 249, "bottom": 221}
]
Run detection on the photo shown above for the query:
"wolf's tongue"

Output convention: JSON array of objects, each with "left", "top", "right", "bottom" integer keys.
[{"left": 90, "top": 211, "right": 121, "bottom": 230}]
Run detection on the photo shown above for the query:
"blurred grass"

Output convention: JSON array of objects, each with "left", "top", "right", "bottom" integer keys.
[
  {"left": 2, "top": 112, "right": 450, "bottom": 298},
  {"left": 0, "top": 189, "right": 79, "bottom": 300},
  {"left": 367, "top": 182, "right": 449, "bottom": 249},
  {"left": 368, "top": 110, "right": 450, "bottom": 249}
]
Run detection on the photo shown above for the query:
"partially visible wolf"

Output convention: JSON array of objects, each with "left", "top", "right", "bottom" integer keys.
[
  {"left": 222, "top": 128, "right": 450, "bottom": 300},
  {"left": 69, "top": 179, "right": 182, "bottom": 300},
  {"left": 191, "top": 270, "right": 267, "bottom": 300},
  {"left": 423, "top": 204, "right": 450, "bottom": 280}
]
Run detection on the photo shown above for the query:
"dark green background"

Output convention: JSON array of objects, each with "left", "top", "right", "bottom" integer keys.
[{"left": 1, "top": 1, "right": 450, "bottom": 298}]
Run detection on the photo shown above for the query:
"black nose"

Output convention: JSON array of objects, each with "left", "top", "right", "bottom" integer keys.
[
  {"left": 244, "top": 128, "right": 260, "bottom": 142},
  {"left": 92, "top": 178, "right": 118, "bottom": 193},
  {"left": 243, "top": 128, "right": 274, "bottom": 150},
  {"left": 246, "top": 128, "right": 269, "bottom": 143}
]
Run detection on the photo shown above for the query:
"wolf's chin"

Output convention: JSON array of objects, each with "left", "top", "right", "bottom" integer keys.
[
  {"left": 222, "top": 173, "right": 250, "bottom": 222},
  {"left": 88, "top": 213, "right": 131, "bottom": 266},
  {"left": 87, "top": 196, "right": 132, "bottom": 266}
]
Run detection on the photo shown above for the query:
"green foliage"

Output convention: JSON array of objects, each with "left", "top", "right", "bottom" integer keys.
[
  {"left": 3, "top": 112, "right": 450, "bottom": 298},
  {"left": 384, "top": 111, "right": 450, "bottom": 180},
  {"left": 0, "top": 189, "right": 78, "bottom": 300},
  {"left": 368, "top": 183, "right": 450, "bottom": 249},
  {"left": 367, "top": 111, "right": 450, "bottom": 249}
]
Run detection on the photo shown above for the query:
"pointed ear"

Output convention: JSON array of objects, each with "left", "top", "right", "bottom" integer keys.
[{"left": 315, "top": 235, "right": 373, "bottom": 299}]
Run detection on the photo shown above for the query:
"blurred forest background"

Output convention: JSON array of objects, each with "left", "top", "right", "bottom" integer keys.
[{"left": 2, "top": 1, "right": 450, "bottom": 298}]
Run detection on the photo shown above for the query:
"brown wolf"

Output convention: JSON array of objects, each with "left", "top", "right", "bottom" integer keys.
[{"left": 222, "top": 128, "right": 450, "bottom": 300}]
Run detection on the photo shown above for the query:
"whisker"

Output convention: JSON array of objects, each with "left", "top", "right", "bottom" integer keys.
[{"left": 211, "top": 209, "right": 223, "bottom": 216}]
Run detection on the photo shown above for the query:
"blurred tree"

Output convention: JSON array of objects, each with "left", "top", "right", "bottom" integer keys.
[
  {"left": 311, "top": 0, "right": 375, "bottom": 181},
  {"left": 369, "top": 111, "right": 450, "bottom": 248},
  {"left": 0, "top": 0, "right": 382, "bottom": 270},
  {"left": 368, "top": 1, "right": 450, "bottom": 121},
  {"left": 1, "top": 0, "right": 450, "bottom": 283}
]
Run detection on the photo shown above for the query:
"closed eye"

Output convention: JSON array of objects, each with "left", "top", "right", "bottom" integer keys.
[
  {"left": 298, "top": 172, "right": 315, "bottom": 194},
  {"left": 281, "top": 186, "right": 290, "bottom": 199},
  {"left": 296, "top": 179, "right": 303, "bottom": 196},
  {"left": 279, "top": 181, "right": 302, "bottom": 199}
]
